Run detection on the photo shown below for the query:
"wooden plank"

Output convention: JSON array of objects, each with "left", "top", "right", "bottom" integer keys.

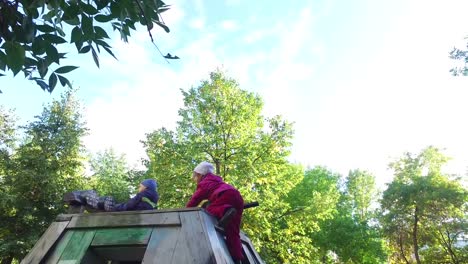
[
  {"left": 59, "top": 207, "right": 203, "bottom": 220},
  {"left": 44, "top": 231, "right": 74, "bottom": 264},
  {"left": 91, "top": 227, "right": 152, "bottom": 246},
  {"left": 57, "top": 230, "right": 95, "bottom": 263},
  {"left": 143, "top": 211, "right": 216, "bottom": 263},
  {"left": 240, "top": 232, "right": 265, "bottom": 264},
  {"left": 20, "top": 221, "right": 69, "bottom": 264},
  {"left": 242, "top": 243, "right": 257, "bottom": 264},
  {"left": 176, "top": 211, "right": 216, "bottom": 263},
  {"left": 200, "top": 211, "right": 233, "bottom": 264},
  {"left": 142, "top": 227, "right": 182, "bottom": 263},
  {"left": 68, "top": 212, "right": 180, "bottom": 228}
]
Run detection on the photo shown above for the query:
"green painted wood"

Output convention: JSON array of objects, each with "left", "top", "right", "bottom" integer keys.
[
  {"left": 91, "top": 227, "right": 153, "bottom": 246},
  {"left": 21, "top": 221, "right": 69, "bottom": 264},
  {"left": 44, "top": 231, "right": 74, "bottom": 264},
  {"left": 57, "top": 230, "right": 95, "bottom": 263}
]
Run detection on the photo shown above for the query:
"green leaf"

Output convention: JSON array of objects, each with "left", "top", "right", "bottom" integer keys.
[
  {"left": 55, "top": 66, "right": 79, "bottom": 74},
  {"left": 35, "top": 79, "right": 49, "bottom": 91},
  {"left": 75, "top": 41, "right": 84, "bottom": 51},
  {"left": 63, "top": 3, "right": 79, "bottom": 21},
  {"left": 64, "top": 17, "right": 80, "bottom": 26},
  {"left": 46, "top": 45, "right": 59, "bottom": 64},
  {"left": 71, "top": 26, "right": 82, "bottom": 43},
  {"left": 79, "top": 45, "right": 91, "bottom": 54},
  {"left": 102, "top": 46, "right": 117, "bottom": 60},
  {"left": 91, "top": 46, "right": 100, "bottom": 68},
  {"left": 24, "top": 57, "right": 38, "bottom": 68},
  {"left": 57, "top": 75, "right": 72, "bottom": 87},
  {"left": 158, "top": 6, "right": 171, "bottom": 13},
  {"left": 155, "top": 21, "right": 170, "bottom": 33},
  {"left": 37, "top": 59, "right": 48, "bottom": 78},
  {"left": 95, "top": 0, "right": 110, "bottom": 10},
  {"left": 32, "top": 38, "right": 47, "bottom": 55},
  {"left": 48, "top": 73, "right": 58, "bottom": 92},
  {"left": 36, "top": 24, "right": 56, "bottom": 33},
  {"left": 41, "top": 34, "right": 67, "bottom": 44},
  {"left": 0, "top": 50, "right": 7, "bottom": 71},
  {"left": 94, "top": 26, "right": 109, "bottom": 39},
  {"left": 5, "top": 42, "right": 25, "bottom": 76},
  {"left": 94, "top": 15, "right": 113, "bottom": 23},
  {"left": 56, "top": 27, "right": 66, "bottom": 37},
  {"left": 82, "top": 15, "right": 94, "bottom": 40},
  {"left": 82, "top": 3, "right": 98, "bottom": 15},
  {"left": 95, "top": 39, "right": 111, "bottom": 48}
]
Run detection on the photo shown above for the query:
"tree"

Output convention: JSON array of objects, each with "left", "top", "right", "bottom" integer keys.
[
  {"left": 0, "top": 0, "right": 172, "bottom": 92},
  {"left": 380, "top": 146, "right": 467, "bottom": 264},
  {"left": 143, "top": 70, "right": 307, "bottom": 263},
  {"left": 0, "top": 89, "right": 88, "bottom": 263},
  {"left": 0, "top": 108, "right": 17, "bottom": 264},
  {"left": 305, "top": 168, "right": 387, "bottom": 264},
  {"left": 345, "top": 169, "right": 378, "bottom": 221},
  {"left": 449, "top": 47, "right": 468, "bottom": 76},
  {"left": 89, "top": 148, "right": 134, "bottom": 202}
]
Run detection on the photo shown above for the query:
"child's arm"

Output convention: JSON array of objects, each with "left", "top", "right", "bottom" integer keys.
[
  {"left": 186, "top": 187, "right": 210, "bottom": 207},
  {"left": 114, "top": 193, "right": 143, "bottom": 211}
]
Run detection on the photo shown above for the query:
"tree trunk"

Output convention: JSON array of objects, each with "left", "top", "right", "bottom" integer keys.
[
  {"left": 412, "top": 206, "right": 421, "bottom": 264},
  {"left": 399, "top": 232, "right": 410, "bottom": 264}
]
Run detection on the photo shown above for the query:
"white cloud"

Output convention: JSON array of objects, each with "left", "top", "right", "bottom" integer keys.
[
  {"left": 220, "top": 20, "right": 239, "bottom": 31},
  {"left": 189, "top": 18, "right": 205, "bottom": 29}
]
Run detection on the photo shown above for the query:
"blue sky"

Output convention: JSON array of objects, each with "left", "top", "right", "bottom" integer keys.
[{"left": 1, "top": 0, "right": 468, "bottom": 187}]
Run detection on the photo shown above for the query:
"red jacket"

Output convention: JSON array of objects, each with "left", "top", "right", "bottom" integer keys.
[{"left": 186, "top": 173, "right": 236, "bottom": 207}]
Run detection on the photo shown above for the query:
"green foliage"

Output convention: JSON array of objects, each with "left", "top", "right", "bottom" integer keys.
[
  {"left": 143, "top": 70, "right": 312, "bottom": 262},
  {"left": 0, "top": 89, "right": 88, "bottom": 262},
  {"left": 304, "top": 168, "right": 387, "bottom": 263},
  {"left": 345, "top": 169, "right": 378, "bottom": 221},
  {"left": 380, "top": 146, "right": 468, "bottom": 264},
  {"left": 0, "top": 0, "right": 171, "bottom": 92},
  {"left": 89, "top": 149, "right": 134, "bottom": 202}
]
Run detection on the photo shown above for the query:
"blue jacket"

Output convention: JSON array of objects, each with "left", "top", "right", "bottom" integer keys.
[{"left": 114, "top": 189, "right": 159, "bottom": 211}]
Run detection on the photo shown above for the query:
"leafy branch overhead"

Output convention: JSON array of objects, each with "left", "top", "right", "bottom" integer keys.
[{"left": 0, "top": 0, "right": 172, "bottom": 93}]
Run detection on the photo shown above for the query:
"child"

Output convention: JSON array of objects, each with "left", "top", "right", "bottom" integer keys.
[
  {"left": 186, "top": 162, "right": 244, "bottom": 263},
  {"left": 83, "top": 179, "right": 159, "bottom": 212}
]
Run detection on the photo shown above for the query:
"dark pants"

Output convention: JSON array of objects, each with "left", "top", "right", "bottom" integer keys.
[
  {"left": 207, "top": 189, "right": 244, "bottom": 261},
  {"left": 83, "top": 192, "right": 116, "bottom": 211}
]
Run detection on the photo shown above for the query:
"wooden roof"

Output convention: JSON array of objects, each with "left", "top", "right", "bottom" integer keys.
[{"left": 21, "top": 208, "right": 264, "bottom": 264}]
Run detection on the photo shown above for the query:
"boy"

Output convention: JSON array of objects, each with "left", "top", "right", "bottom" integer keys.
[{"left": 82, "top": 179, "right": 159, "bottom": 211}]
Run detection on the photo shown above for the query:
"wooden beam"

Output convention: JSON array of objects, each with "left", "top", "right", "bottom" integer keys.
[
  {"left": 91, "top": 227, "right": 153, "bottom": 246},
  {"left": 20, "top": 221, "right": 69, "bottom": 264},
  {"left": 67, "top": 212, "right": 181, "bottom": 228}
]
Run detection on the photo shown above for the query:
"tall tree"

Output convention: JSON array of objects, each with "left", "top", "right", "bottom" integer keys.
[
  {"left": 306, "top": 168, "right": 387, "bottom": 263},
  {"left": 0, "top": 108, "right": 17, "bottom": 264},
  {"left": 380, "top": 146, "right": 467, "bottom": 264},
  {"left": 143, "top": 71, "right": 306, "bottom": 263},
  {"left": 0, "top": 0, "right": 173, "bottom": 92},
  {"left": 0, "top": 89, "right": 88, "bottom": 263},
  {"left": 89, "top": 148, "right": 133, "bottom": 202},
  {"left": 345, "top": 169, "right": 378, "bottom": 221}
]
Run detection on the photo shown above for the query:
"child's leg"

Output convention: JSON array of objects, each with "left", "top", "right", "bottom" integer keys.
[
  {"left": 83, "top": 192, "right": 99, "bottom": 209},
  {"left": 224, "top": 211, "right": 243, "bottom": 261},
  {"left": 103, "top": 196, "right": 115, "bottom": 211}
]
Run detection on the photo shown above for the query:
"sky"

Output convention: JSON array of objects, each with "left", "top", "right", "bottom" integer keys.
[{"left": 1, "top": 0, "right": 468, "bottom": 188}]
